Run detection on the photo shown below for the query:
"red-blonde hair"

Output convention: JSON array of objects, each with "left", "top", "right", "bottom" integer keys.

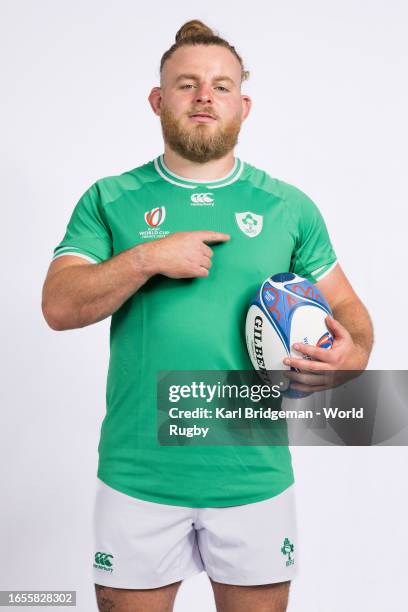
[{"left": 160, "top": 20, "right": 250, "bottom": 82}]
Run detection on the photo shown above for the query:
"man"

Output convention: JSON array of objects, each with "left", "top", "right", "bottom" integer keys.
[{"left": 42, "top": 19, "right": 373, "bottom": 612}]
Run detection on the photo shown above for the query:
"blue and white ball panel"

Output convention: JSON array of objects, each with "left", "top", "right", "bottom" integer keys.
[
  {"left": 289, "top": 305, "right": 333, "bottom": 360},
  {"left": 245, "top": 272, "right": 333, "bottom": 371}
]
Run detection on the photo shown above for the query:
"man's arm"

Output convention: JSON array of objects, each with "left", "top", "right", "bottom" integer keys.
[
  {"left": 316, "top": 263, "right": 374, "bottom": 368},
  {"left": 41, "top": 248, "right": 151, "bottom": 331},
  {"left": 42, "top": 231, "right": 229, "bottom": 331},
  {"left": 328, "top": 297, "right": 373, "bottom": 368}
]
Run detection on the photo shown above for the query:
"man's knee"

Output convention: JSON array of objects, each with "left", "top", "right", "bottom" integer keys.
[
  {"left": 94, "top": 581, "right": 182, "bottom": 612},
  {"left": 209, "top": 578, "right": 291, "bottom": 612}
]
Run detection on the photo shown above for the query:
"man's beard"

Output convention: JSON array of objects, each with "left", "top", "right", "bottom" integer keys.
[{"left": 159, "top": 105, "right": 243, "bottom": 163}]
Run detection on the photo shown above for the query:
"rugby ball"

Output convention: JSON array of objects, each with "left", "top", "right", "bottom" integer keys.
[{"left": 245, "top": 272, "right": 333, "bottom": 373}]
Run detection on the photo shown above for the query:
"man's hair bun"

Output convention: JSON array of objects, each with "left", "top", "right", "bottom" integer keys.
[
  {"left": 175, "top": 19, "right": 214, "bottom": 43},
  {"left": 160, "top": 19, "right": 250, "bottom": 83}
]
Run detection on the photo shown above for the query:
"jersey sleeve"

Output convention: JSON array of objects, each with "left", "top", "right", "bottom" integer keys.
[
  {"left": 52, "top": 182, "right": 113, "bottom": 264},
  {"left": 282, "top": 181, "right": 338, "bottom": 283}
]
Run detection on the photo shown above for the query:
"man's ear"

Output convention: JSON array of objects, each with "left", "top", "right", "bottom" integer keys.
[
  {"left": 241, "top": 94, "right": 252, "bottom": 121},
  {"left": 148, "top": 87, "right": 162, "bottom": 116}
]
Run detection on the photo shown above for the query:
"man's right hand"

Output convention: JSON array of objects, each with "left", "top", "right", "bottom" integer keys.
[{"left": 141, "top": 231, "right": 230, "bottom": 279}]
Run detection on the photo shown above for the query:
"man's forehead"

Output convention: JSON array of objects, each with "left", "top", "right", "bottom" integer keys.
[{"left": 161, "top": 45, "right": 241, "bottom": 85}]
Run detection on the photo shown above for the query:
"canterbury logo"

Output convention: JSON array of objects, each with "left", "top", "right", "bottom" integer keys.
[
  {"left": 191, "top": 193, "right": 214, "bottom": 205},
  {"left": 94, "top": 552, "right": 114, "bottom": 567}
]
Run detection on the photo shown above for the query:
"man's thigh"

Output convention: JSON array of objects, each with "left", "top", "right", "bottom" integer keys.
[
  {"left": 197, "top": 485, "right": 298, "bottom": 587},
  {"left": 93, "top": 480, "right": 203, "bottom": 588},
  {"left": 94, "top": 581, "right": 181, "bottom": 612},
  {"left": 209, "top": 578, "right": 291, "bottom": 612}
]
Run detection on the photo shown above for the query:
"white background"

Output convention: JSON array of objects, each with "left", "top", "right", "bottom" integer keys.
[{"left": 1, "top": 0, "right": 407, "bottom": 610}]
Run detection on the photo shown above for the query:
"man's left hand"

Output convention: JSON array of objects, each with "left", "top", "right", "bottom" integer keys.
[
  {"left": 282, "top": 315, "right": 367, "bottom": 391},
  {"left": 283, "top": 314, "right": 367, "bottom": 371}
]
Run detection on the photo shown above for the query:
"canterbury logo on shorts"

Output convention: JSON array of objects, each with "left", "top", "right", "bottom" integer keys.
[{"left": 94, "top": 551, "right": 114, "bottom": 572}]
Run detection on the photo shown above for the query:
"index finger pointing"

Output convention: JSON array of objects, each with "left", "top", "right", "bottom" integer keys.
[{"left": 198, "top": 231, "right": 230, "bottom": 244}]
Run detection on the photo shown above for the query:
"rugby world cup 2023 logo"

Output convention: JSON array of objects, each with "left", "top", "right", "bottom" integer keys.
[
  {"left": 140, "top": 206, "right": 169, "bottom": 239},
  {"left": 145, "top": 206, "right": 166, "bottom": 227}
]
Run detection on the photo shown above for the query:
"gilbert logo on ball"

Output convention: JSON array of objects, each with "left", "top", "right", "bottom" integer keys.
[{"left": 245, "top": 272, "right": 333, "bottom": 374}]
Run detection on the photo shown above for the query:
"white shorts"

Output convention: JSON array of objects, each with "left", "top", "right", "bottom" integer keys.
[{"left": 92, "top": 479, "right": 298, "bottom": 589}]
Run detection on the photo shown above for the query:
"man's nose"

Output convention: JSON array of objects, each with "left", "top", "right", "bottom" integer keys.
[{"left": 195, "top": 84, "right": 213, "bottom": 104}]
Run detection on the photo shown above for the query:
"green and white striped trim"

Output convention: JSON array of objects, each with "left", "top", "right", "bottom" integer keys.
[
  {"left": 52, "top": 246, "right": 98, "bottom": 264},
  {"left": 154, "top": 154, "right": 244, "bottom": 189},
  {"left": 312, "top": 260, "right": 338, "bottom": 281}
]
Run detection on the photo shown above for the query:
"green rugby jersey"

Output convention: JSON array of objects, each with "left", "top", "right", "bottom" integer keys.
[{"left": 52, "top": 155, "right": 337, "bottom": 507}]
